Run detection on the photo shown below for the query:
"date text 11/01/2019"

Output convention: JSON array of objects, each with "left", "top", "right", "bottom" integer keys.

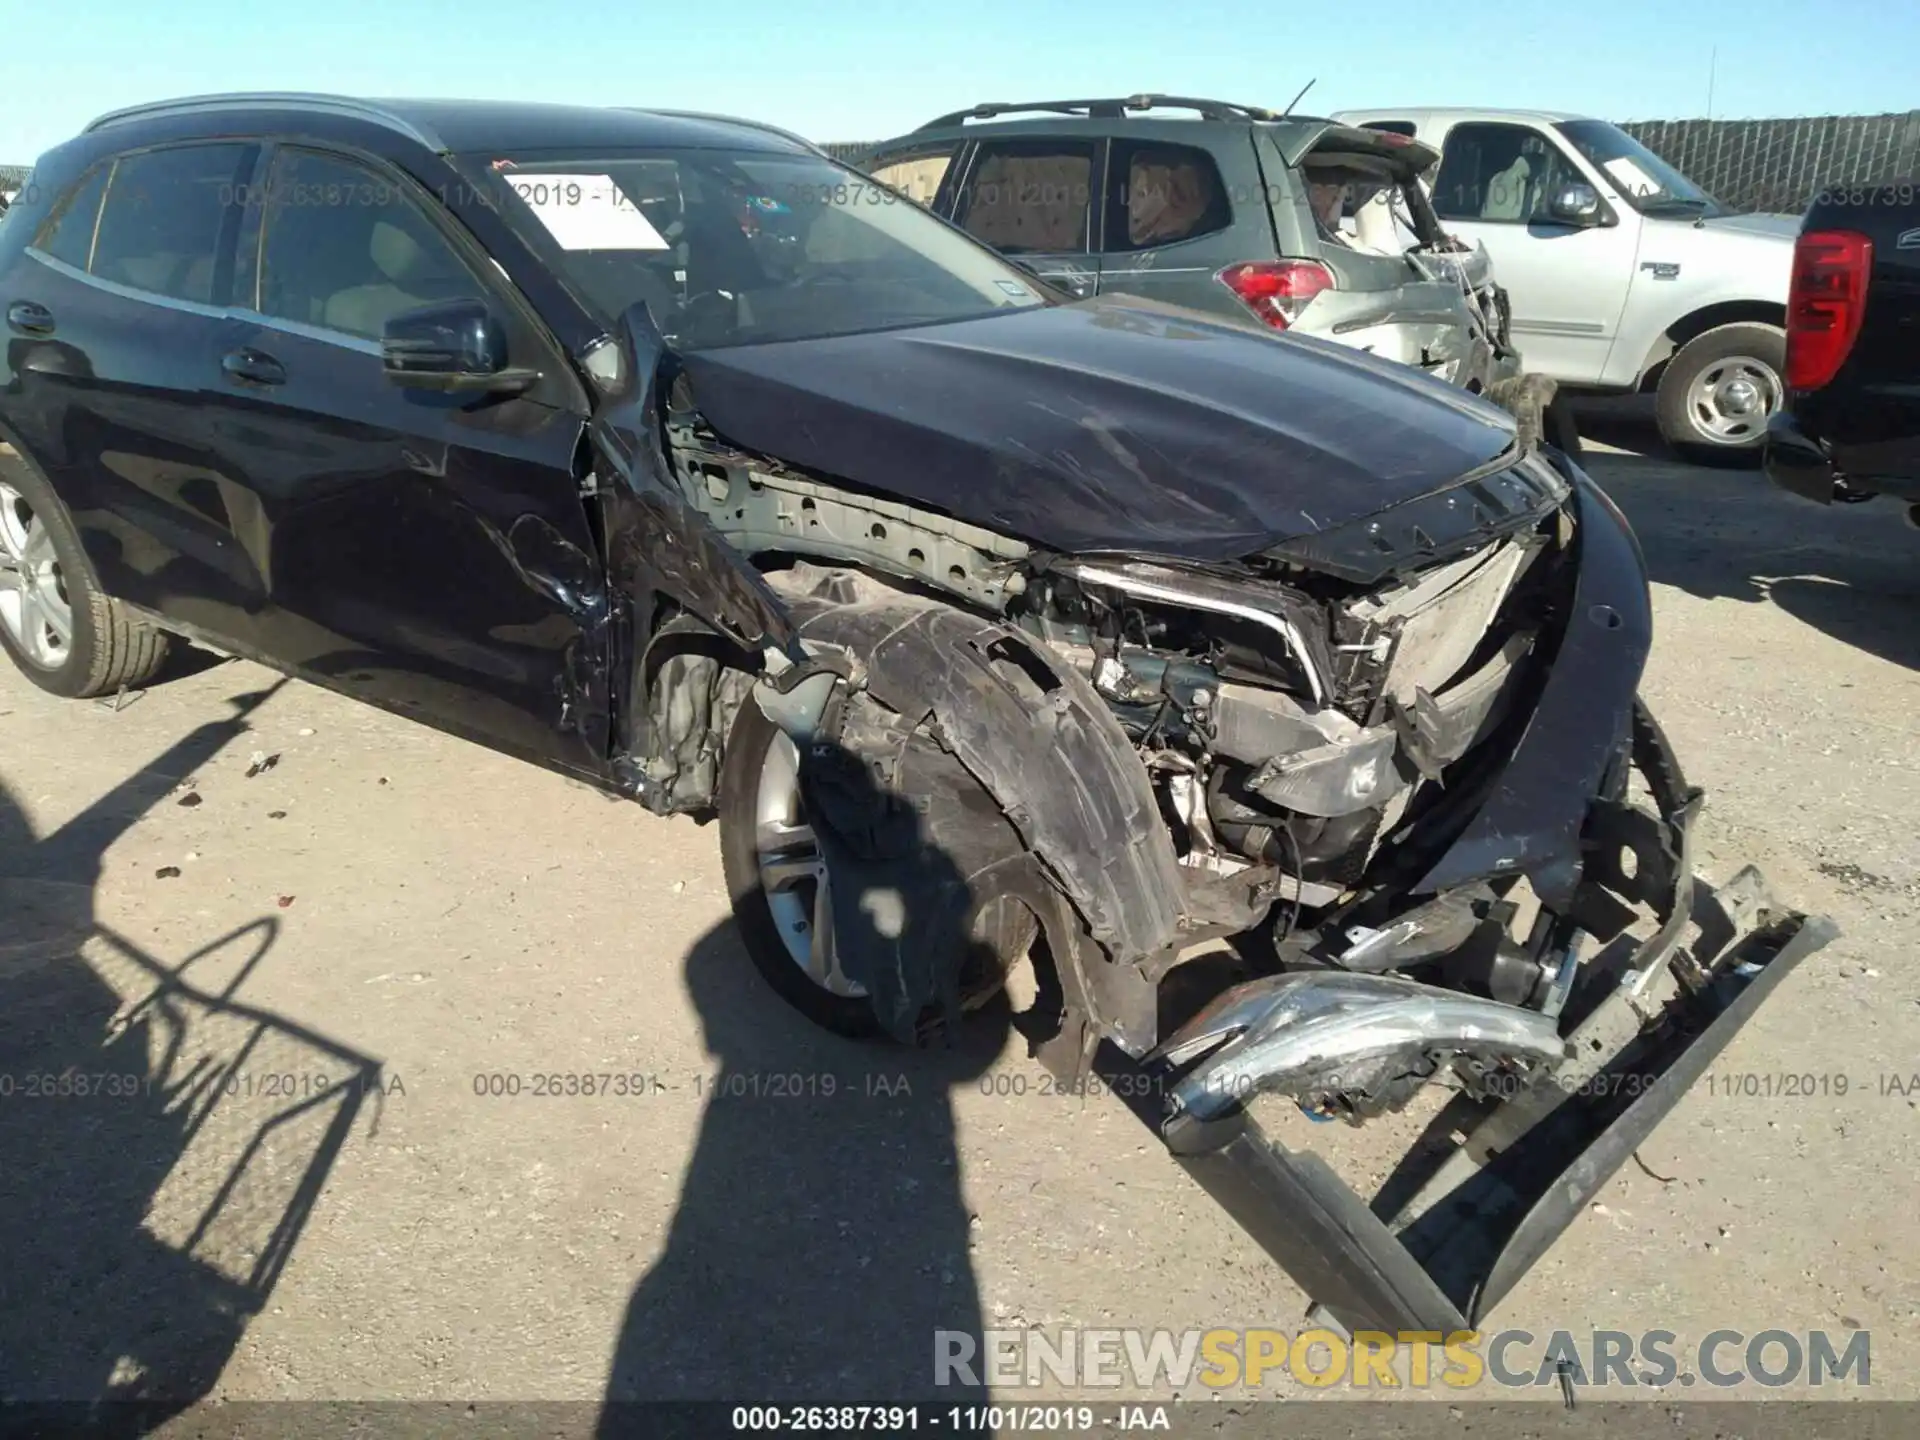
[{"left": 0, "top": 1070, "right": 399, "bottom": 1101}]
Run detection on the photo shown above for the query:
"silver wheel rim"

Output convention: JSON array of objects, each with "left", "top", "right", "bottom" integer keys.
[
  {"left": 754, "top": 730, "right": 866, "bottom": 998},
  {"left": 0, "top": 480, "right": 73, "bottom": 670},
  {"left": 1685, "top": 354, "right": 1781, "bottom": 444}
]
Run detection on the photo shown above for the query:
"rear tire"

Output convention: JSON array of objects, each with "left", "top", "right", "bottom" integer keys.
[
  {"left": 0, "top": 456, "right": 170, "bottom": 699},
  {"left": 1654, "top": 322, "right": 1785, "bottom": 466}
]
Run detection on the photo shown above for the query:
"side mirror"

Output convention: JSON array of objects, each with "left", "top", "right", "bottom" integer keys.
[
  {"left": 1547, "top": 182, "right": 1604, "bottom": 227},
  {"left": 381, "top": 299, "right": 539, "bottom": 395}
]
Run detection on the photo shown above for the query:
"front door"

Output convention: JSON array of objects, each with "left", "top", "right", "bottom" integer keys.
[
  {"left": 203, "top": 143, "right": 610, "bottom": 776},
  {"left": 1427, "top": 121, "right": 1642, "bottom": 384}
]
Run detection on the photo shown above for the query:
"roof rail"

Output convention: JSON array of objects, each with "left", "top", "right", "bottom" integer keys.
[
  {"left": 83, "top": 93, "right": 447, "bottom": 152},
  {"left": 614, "top": 108, "right": 824, "bottom": 155},
  {"left": 913, "top": 94, "right": 1290, "bottom": 131}
]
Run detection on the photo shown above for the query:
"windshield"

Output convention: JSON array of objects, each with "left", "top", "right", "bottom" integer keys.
[
  {"left": 1553, "top": 121, "right": 1722, "bottom": 216},
  {"left": 476, "top": 148, "right": 1048, "bottom": 351}
]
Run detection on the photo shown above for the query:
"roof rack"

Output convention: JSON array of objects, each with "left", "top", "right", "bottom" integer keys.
[
  {"left": 615, "top": 108, "right": 824, "bottom": 155},
  {"left": 913, "top": 94, "right": 1292, "bottom": 131},
  {"left": 83, "top": 93, "right": 447, "bottom": 153}
]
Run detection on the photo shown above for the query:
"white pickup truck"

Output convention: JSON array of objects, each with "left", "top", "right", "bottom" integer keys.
[{"left": 1332, "top": 107, "right": 1797, "bottom": 462}]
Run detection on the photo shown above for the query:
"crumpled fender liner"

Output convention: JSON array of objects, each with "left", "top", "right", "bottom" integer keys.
[{"left": 783, "top": 596, "right": 1185, "bottom": 1053}]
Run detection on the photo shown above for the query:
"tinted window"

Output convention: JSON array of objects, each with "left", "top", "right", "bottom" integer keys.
[
  {"left": 867, "top": 147, "right": 957, "bottom": 209},
  {"left": 953, "top": 140, "right": 1098, "bottom": 254},
  {"left": 1106, "top": 142, "right": 1229, "bottom": 252},
  {"left": 1361, "top": 120, "right": 1418, "bottom": 137},
  {"left": 257, "top": 149, "right": 483, "bottom": 340},
  {"left": 37, "top": 164, "right": 111, "bottom": 269},
  {"left": 484, "top": 148, "right": 1043, "bottom": 352},
  {"left": 90, "top": 144, "right": 249, "bottom": 304},
  {"left": 1432, "top": 123, "right": 1583, "bottom": 223}
]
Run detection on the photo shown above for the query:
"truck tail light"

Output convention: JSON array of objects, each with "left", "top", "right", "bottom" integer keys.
[
  {"left": 1785, "top": 229, "right": 1873, "bottom": 391},
  {"left": 1217, "top": 260, "right": 1335, "bottom": 330}
]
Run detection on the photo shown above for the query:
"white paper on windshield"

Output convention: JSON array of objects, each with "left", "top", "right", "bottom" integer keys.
[
  {"left": 1601, "top": 157, "right": 1660, "bottom": 197},
  {"left": 506, "top": 172, "right": 669, "bottom": 250}
]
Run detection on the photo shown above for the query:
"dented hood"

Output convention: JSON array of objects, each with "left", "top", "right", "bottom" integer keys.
[{"left": 678, "top": 295, "right": 1519, "bottom": 562}]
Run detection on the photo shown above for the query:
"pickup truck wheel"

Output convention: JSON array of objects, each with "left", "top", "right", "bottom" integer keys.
[
  {"left": 1655, "top": 322, "right": 1785, "bottom": 466},
  {"left": 0, "top": 464, "right": 170, "bottom": 699},
  {"left": 718, "top": 696, "right": 883, "bottom": 1039}
]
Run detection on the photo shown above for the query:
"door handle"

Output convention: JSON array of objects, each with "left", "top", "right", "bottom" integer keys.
[
  {"left": 6, "top": 301, "right": 54, "bottom": 336},
  {"left": 221, "top": 347, "right": 286, "bottom": 386}
]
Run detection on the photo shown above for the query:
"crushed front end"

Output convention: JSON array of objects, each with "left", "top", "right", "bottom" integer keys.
[
  {"left": 1010, "top": 447, "right": 1837, "bottom": 1334},
  {"left": 599, "top": 296, "right": 1833, "bottom": 1335}
]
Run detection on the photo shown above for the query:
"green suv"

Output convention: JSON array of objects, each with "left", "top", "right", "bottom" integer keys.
[{"left": 853, "top": 93, "right": 1569, "bottom": 449}]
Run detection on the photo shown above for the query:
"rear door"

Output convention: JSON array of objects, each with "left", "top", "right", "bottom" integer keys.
[
  {"left": 947, "top": 137, "right": 1103, "bottom": 298},
  {"left": 1427, "top": 121, "right": 1640, "bottom": 382},
  {"left": 201, "top": 142, "right": 611, "bottom": 776},
  {"left": 5, "top": 141, "right": 260, "bottom": 637}
]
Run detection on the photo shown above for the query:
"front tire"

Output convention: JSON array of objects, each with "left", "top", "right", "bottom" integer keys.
[
  {"left": 718, "top": 695, "right": 883, "bottom": 1039},
  {"left": 0, "top": 458, "right": 170, "bottom": 698},
  {"left": 1655, "top": 322, "right": 1785, "bottom": 466}
]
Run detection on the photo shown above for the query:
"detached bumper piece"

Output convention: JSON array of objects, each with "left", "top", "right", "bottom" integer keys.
[{"left": 1151, "top": 818, "right": 1836, "bottom": 1336}]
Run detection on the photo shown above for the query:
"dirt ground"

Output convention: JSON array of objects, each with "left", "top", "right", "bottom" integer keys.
[{"left": 2, "top": 401, "right": 1916, "bottom": 1414}]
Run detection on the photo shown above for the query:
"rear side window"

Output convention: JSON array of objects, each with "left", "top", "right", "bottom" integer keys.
[
  {"left": 255, "top": 148, "right": 485, "bottom": 341},
  {"left": 953, "top": 140, "right": 1098, "bottom": 254},
  {"left": 37, "top": 164, "right": 111, "bottom": 269},
  {"left": 89, "top": 144, "right": 251, "bottom": 304},
  {"left": 1106, "top": 141, "right": 1230, "bottom": 251},
  {"left": 1431, "top": 123, "right": 1583, "bottom": 223},
  {"left": 867, "top": 147, "right": 957, "bottom": 209}
]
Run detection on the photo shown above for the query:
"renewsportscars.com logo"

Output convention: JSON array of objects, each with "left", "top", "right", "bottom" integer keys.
[{"left": 934, "top": 1327, "right": 1872, "bottom": 1392}]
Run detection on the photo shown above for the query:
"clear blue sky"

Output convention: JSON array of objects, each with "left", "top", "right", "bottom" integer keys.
[{"left": 2, "top": 0, "right": 1910, "bottom": 166}]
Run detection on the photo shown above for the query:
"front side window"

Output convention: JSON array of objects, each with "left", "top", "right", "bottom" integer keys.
[
  {"left": 479, "top": 147, "right": 1046, "bottom": 352},
  {"left": 1555, "top": 120, "right": 1721, "bottom": 217},
  {"left": 1432, "top": 123, "right": 1583, "bottom": 224},
  {"left": 952, "top": 140, "right": 1099, "bottom": 255},
  {"left": 37, "top": 164, "right": 111, "bottom": 270},
  {"left": 255, "top": 148, "right": 485, "bottom": 340},
  {"left": 88, "top": 144, "right": 250, "bottom": 304},
  {"left": 867, "top": 147, "right": 957, "bottom": 209}
]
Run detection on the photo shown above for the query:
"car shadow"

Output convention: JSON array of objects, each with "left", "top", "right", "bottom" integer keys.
[
  {"left": 597, "top": 732, "right": 1013, "bottom": 1424},
  {"left": 1572, "top": 398, "right": 1920, "bottom": 672},
  {"left": 0, "top": 681, "right": 381, "bottom": 1427}
]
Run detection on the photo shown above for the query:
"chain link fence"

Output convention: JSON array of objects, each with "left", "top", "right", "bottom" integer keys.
[
  {"left": 1620, "top": 111, "right": 1920, "bottom": 214},
  {"left": 825, "top": 112, "right": 1920, "bottom": 217}
]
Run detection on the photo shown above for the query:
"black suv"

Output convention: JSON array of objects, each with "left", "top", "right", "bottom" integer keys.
[
  {"left": 0, "top": 94, "right": 1827, "bottom": 1339},
  {"left": 1764, "top": 184, "right": 1920, "bottom": 524}
]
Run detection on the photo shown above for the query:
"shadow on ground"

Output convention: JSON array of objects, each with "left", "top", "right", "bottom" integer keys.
[
  {"left": 1572, "top": 398, "right": 1920, "bottom": 671},
  {"left": 0, "top": 680, "right": 380, "bottom": 1425},
  {"left": 598, "top": 725, "right": 1025, "bottom": 1423}
]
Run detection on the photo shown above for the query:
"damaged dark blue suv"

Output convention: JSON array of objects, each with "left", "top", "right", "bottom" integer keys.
[{"left": 0, "top": 94, "right": 1832, "bottom": 1337}]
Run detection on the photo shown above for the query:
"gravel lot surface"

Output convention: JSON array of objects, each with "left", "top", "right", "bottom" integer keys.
[{"left": 2, "top": 402, "right": 1914, "bottom": 1414}]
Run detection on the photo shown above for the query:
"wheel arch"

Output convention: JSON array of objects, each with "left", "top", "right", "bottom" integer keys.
[{"left": 1634, "top": 300, "right": 1786, "bottom": 392}]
